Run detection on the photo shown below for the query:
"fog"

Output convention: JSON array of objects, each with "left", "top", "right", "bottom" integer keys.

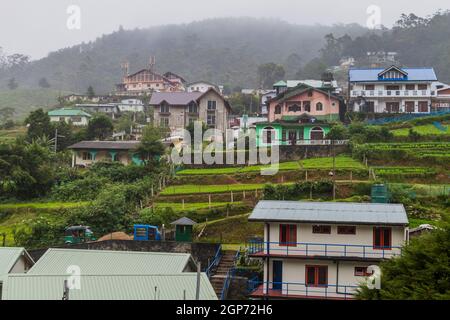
[{"left": 1, "top": 0, "right": 449, "bottom": 59}]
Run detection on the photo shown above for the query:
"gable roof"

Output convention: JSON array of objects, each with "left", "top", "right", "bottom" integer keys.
[
  {"left": 0, "top": 247, "right": 34, "bottom": 276},
  {"left": 67, "top": 140, "right": 141, "bottom": 150},
  {"left": 149, "top": 92, "right": 203, "bottom": 105},
  {"left": 249, "top": 201, "right": 409, "bottom": 226},
  {"left": 171, "top": 217, "right": 197, "bottom": 226},
  {"left": 349, "top": 67, "right": 437, "bottom": 82},
  {"left": 270, "top": 83, "right": 340, "bottom": 104},
  {"left": 2, "top": 273, "right": 217, "bottom": 300},
  {"left": 48, "top": 108, "right": 92, "bottom": 117},
  {"left": 28, "top": 248, "right": 194, "bottom": 275}
]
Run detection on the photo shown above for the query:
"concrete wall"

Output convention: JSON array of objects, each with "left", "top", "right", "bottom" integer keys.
[
  {"left": 279, "top": 144, "right": 349, "bottom": 161},
  {"left": 73, "top": 150, "right": 133, "bottom": 167},
  {"left": 50, "top": 116, "right": 89, "bottom": 126}
]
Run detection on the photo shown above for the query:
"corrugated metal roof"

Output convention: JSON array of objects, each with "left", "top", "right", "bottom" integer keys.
[
  {"left": 149, "top": 92, "right": 203, "bottom": 105},
  {"left": 2, "top": 273, "right": 217, "bottom": 300},
  {"left": 249, "top": 201, "right": 408, "bottom": 225},
  {"left": 0, "top": 247, "right": 31, "bottom": 276},
  {"left": 349, "top": 67, "right": 437, "bottom": 82},
  {"left": 67, "top": 140, "right": 141, "bottom": 150},
  {"left": 48, "top": 108, "right": 92, "bottom": 117},
  {"left": 171, "top": 217, "right": 197, "bottom": 226},
  {"left": 28, "top": 249, "right": 193, "bottom": 275}
]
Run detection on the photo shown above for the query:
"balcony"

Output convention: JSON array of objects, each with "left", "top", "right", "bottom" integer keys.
[
  {"left": 248, "top": 281, "right": 357, "bottom": 300},
  {"left": 351, "top": 90, "right": 436, "bottom": 98},
  {"left": 247, "top": 240, "right": 402, "bottom": 260}
]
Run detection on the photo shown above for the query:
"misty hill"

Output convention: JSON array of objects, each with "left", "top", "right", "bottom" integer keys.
[{"left": 0, "top": 18, "right": 367, "bottom": 94}]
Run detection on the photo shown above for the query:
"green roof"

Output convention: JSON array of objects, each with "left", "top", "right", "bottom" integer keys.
[
  {"left": 28, "top": 249, "right": 194, "bottom": 275},
  {"left": 48, "top": 108, "right": 92, "bottom": 117},
  {"left": 2, "top": 273, "right": 217, "bottom": 300},
  {"left": 273, "top": 80, "right": 287, "bottom": 87}
]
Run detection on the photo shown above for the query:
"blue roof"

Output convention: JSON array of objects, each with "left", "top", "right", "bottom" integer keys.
[{"left": 349, "top": 67, "right": 437, "bottom": 82}]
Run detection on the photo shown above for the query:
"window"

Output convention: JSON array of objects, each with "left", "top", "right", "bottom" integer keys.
[
  {"left": 365, "top": 85, "right": 375, "bottom": 90},
  {"left": 306, "top": 266, "right": 328, "bottom": 287},
  {"left": 386, "top": 85, "right": 400, "bottom": 91},
  {"left": 207, "top": 114, "right": 216, "bottom": 126},
  {"left": 418, "top": 84, "right": 428, "bottom": 90},
  {"left": 72, "top": 116, "right": 82, "bottom": 123},
  {"left": 418, "top": 101, "right": 429, "bottom": 113},
  {"left": 274, "top": 105, "right": 282, "bottom": 114},
  {"left": 303, "top": 101, "right": 311, "bottom": 112},
  {"left": 316, "top": 102, "right": 323, "bottom": 111},
  {"left": 160, "top": 102, "right": 170, "bottom": 113},
  {"left": 337, "top": 226, "right": 356, "bottom": 235},
  {"left": 288, "top": 104, "right": 301, "bottom": 112},
  {"left": 312, "top": 225, "right": 331, "bottom": 234},
  {"left": 279, "top": 224, "right": 297, "bottom": 246},
  {"left": 207, "top": 100, "right": 217, "bottom": 111},
  {"left": 364, "top": 101, "right": 375, "bottom": 113},
  {"left": 405, "top": 84, "right": 415, "bottom": 90},
  {"left": 263, "top": 127, "right": 275, "bottom": 144},
  {"left": 82, "top": 152, "right": 92, "bottom": 161},
  {"left": 307, "top": 90, "right": 313, "bottom": 97},
  {"left": 188, "top": 118, "right": 196, "bottom": 126},
  {"left": 188, "top": 102, "right": 198, "bottom": 113},
  {"left": 354, "top": 267, "right": 369, "bottom": 276},
  {"left": 59, "top": 117, "right": 65, "bottom": 122},
  {"left": 281, "top": 129, "right": 287, "bottom": 142},
  {"left": 160, "top": 117, "right": 169, "bottom": 128},
  {"left": 373, "top": 227, "right": 392, "bottom": 250}
]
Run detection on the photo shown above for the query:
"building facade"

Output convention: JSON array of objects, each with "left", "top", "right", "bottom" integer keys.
[
  {"left": 68, "top": 141, "right": 143, "bottom": 167},
  {"left": 186, "top": 81, "right": 222, "bottom": 94},
  {"left": 150, "top": 88, "right": 232, "bottom": 134},
  {"left": 248, "top": 201, "right": 409, "bottom": 300},
  {"left": 432, "top": 87, "right": 450, "bottom": 111},
  {"left": 48, "top": 108, "right": 92, "bottom": 126},
  {"left": 349, "top": 66, "right": 438, "bottom": 114}
]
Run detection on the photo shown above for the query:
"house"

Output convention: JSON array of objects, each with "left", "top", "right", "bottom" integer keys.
[
  {"left": 247, "top": 201, "right": 409, "bottom": 300},
  {"left": 48, "top": 108, "right": 92, "bottom": 126},
  {"left": 349, "top": 66, "right": 438, "bottom": 114},
  {"left": 432, "top": 87, "right": 450, "bottom": 112},
  {"left": 117, "top": 98, "right": 145, "bottom": 113},
  {"left": 76, "top": 103, "right": 121, "bottom": 118},
  {"left": 273, "top": 79, "right": 341, "bottom": 95},
  {"left": 150, "top": 88, "right": 232, "bottom": 134},
  {"left": 1, "top": 249, "right": 217, "bottom": 300},
  {"left": 255, "top": 84, "right": 343, "bottom": 147},
  {"left": 0, "top": 247, "right": 34, "bottom": 298},
  {"left": 116, "top": 65, "right": 186, "bottom": 95},
  {"left": 67, "top": 141, "right": 143, "bottom": 167},
  {"left": 186, "top": 81, "right": 222, "bottom": 94}
]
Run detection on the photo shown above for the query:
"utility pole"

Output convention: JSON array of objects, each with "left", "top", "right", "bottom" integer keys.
[
  {"left": 62, "top": 280, "right": 69, "bottom": 300},
  {"left": 332, "top": 140, "right": 336, "bottom": 200},
  {"left": 195, "top": 262, "right": 201, "bottom": 300}
]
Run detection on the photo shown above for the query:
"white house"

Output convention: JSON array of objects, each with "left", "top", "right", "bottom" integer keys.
[
  {"left": 0, "top": 247, "right": 34, "bottom": 298},
  {"left": 117, "top": 99, "right": 145, "bottom": 113},
  {"left": 48, "top": 108, "right": 92, "bottom": 126},
  {"left": 247, "top": 201, "right": 409, "bottom": 300},
  {"left": 349, "top": 65, "right": 438, "bottom": 114},
  {"left": 186, "top": 81, "right": 222, "bottom": 94}
]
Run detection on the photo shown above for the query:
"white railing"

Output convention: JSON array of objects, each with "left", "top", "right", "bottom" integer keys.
[
  {"left": 263, "top": 140, "right": 349, "bottom": 146},
  {"left": 351, "top": 90, "right": 436, "bottom": 98}
]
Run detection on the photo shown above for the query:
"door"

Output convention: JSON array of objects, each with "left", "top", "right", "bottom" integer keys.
[
  {"left": 288, "top": 131, "right": 297, "bottom": 145},
  {"left": 310, "top": 127, "right": 324, "bottom": 140},
  {"left": 272, "top": 261, "right": 283, "bottom": 290},
  {"left": 386, "top": 102, "right": 400, "bottom": 113},
  {"left": 405, "top": 101, "right": 415, "bottom": 113}
]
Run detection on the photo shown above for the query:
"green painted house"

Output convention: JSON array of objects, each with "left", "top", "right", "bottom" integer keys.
[{"left": 255, "top": 114, "right": 332, "bottom": 147}]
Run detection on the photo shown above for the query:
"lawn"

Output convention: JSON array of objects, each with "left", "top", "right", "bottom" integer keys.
[
  {"left": 160, "top": 183, "right": 285, "bottom": 195},
  {"left": 391, "top": 124, "right": 449, "bottom": 136},
  {"left": 154, "top": 202, "right": 242, "bottom": 211},
  {"left": 301, "top": 156, "right": 365, "bottom": 169}
]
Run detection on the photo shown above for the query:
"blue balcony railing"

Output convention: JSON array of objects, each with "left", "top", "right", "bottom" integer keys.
[
  {"left": 248, "top": 280, "right": 359, "bottom": 299},
  {"left": 247, "top": 240, "right": 401, "bottom": 259}
]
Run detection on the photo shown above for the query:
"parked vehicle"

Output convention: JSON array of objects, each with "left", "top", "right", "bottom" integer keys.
[{"left": 64, "top": 226, "right": 96, "bottom": 244}]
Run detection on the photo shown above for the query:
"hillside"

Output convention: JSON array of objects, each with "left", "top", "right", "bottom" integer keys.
[{"left": 0, "top": 18, "right": 367, "bottom": 94}]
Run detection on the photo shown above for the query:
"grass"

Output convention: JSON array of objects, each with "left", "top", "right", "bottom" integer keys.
[
  {"left": 391, "top": 124, "right": 449, "bottom": 136},
  {"left": 153, "top": 202, "right": 242, "bottom": 212},
  {"left": 177, "top": 161, "right": 301, "bottom": 176},
  {"left": 0, "top": 127, "right": 26, "bottom": 144},
  {"left": 0, "top": 201, "right": 88, "bottom": 210},
  {"left": 373, "top": 167, "right": 437, "bottom": 177},
  {"left": 160, "top": 183, "right": 278, "bottom": 195},
  {"left": 301, "top": 156, "right": 365, "bottom": 169}
]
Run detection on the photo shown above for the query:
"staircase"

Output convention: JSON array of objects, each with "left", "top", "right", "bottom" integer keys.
[{"left": 210, "top": 250, "right": 238, "bottom": 299}]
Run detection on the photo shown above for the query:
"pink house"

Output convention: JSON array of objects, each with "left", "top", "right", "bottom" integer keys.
[{"left": 268, "top": 85, "right": 341, "bottom": 122}]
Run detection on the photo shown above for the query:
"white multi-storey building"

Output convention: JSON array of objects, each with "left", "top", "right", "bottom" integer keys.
[
  {"left": 349, "top": 65, "right": 438, "bottom": 114},
  {"left": 248, "top": 201, "right": 409, "bottom": 300}
]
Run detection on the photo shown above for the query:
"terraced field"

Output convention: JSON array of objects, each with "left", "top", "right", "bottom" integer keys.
[{"left": 391, "top": 124, "right": 449, "bottom": 136}]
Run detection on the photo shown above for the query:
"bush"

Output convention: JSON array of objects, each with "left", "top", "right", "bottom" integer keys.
[{"left": 51, "top": 176, "right": 109, "bottom": 201}]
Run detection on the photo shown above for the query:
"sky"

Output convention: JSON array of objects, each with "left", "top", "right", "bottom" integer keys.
[{"left": 1, "top": 0, "right": 449, "bottom": 60}]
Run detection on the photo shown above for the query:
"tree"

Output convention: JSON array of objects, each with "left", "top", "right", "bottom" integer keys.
[
  {"left": 295, "top": 58, "right": 328, "bottom": 79},
  {"left": 87, "top": 85, "right": 95, "bottom": 98},
  {"left": 257, "top": 63, "right": 285, "bottom": 89},
  {"left": 134, "top": 125, "right": 165, "bottom": 166},
  {"left": 7, "top": 78, "right": 18, "bottom": 90},
  {"left": 357, "top": 225, "right": 450, "bottom": 300},
  {"left": 326, "top": 125, "right": 349, "bottom": 140},
  {"left": 0, "top": 107, "right": 15, "bottom": 124},
  {"left": 86, "top": 114, "right": 113, "bottom": 140},
  {"left": 38, "top": 77, "right": 51, "bottom": 88},
  {"left": 24, "top": 109, "right": 53, "bottom": 141}
]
